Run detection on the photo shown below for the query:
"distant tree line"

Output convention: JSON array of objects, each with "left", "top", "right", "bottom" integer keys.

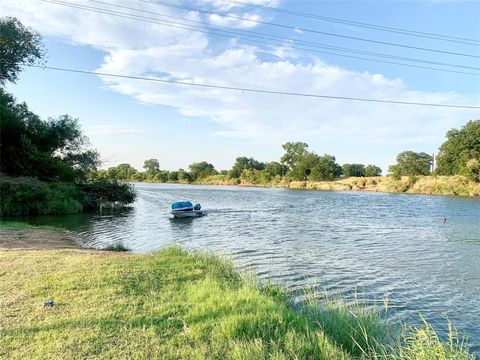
[
  {"left": 91, "top": 117, "right": 480, "bottom": 186},
  {"left": 90, "top": 141, "right": 384, "bottom": 185}
]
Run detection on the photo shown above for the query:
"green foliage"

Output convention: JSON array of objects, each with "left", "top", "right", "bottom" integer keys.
[
  {"left": 264, "top": 161, "right": 287, "bottom": 177},
  {"left": 280, "top": 141, "right": 309, "bottom": 170},
  {"left": 228, "top": 156, "right": 265, "bottom": 178},
  {"left": 310, "top": 154, "right": 342, "bottom": 181},
  {"left": 389, "top": 151, "right": 433, "bottom": 178},
  {"left": 143, "top": 158, "right": 160, "bottom": 174},
  {"left": 0, "top": 176, "right": 83, "bottom": 216},
  {"left": 188, "top": 161, "right": 217, "bottom": 180},
  {"left": 0, "top": 176, "right": 136, "bottom": 216},
  {"left": 365, "top": 164, "right": 382, "bottom": 177},
  {"left": 0, "top": 89, "right": 100, "bottom": 182},
  {"left": 342, "top": 163, "right": 366, "bottom": 177},
  {"left": 289, "top": 152, "right": 320, "bottom": 180},
  {"left": 465, "top": 159, "right": 480, "bottom": 182},
  {"left": 0, "top": 17, "right": 45, "bottom": 85},
  {"left": 78, "top": 180, "right": 136, "bottom": 209},
  {"left": 436, "top": 120, "right": 480, "bottom": 179}
]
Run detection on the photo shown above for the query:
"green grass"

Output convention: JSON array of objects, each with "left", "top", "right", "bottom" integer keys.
[
  {"left": 0, "top": 247, "right": 475, "bottom": 359},
  {"left": 0, "top": 220, "right": 53, "bottom": 230}
]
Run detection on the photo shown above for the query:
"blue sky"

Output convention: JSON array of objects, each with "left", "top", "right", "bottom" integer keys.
[{"left": 4, "top": 0, "right": 480, "bottom": 172}]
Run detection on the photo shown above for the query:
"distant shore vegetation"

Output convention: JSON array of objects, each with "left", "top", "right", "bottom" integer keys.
[{"left": 88, "top": 119, "right": 480, "bottom": 197}]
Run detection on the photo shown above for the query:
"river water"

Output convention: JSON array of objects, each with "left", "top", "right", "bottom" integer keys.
[{"left": 23, "top": 183, "right": 480, "bottom": 351}]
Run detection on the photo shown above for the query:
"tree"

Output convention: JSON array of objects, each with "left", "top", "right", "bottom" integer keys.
[
  {"left": 289, "top": 152, "right": 320, "bottom": 180},
  {"left": 342, "top": 163, "right": 366, "bottom": 177},
  {"left": 188, "top": 161, "right": 217, "bottom": 180},
  {"left": 281, "top": 142, "right": 309, "bottom": 170},
  {"left": 143, "top": 158, "right": 160, "bottom": 173},
  {"left": 228, "top": 156, "right": 265, "bottom": 178},
  {"left": 0, "top": 17, "right": 45, "bottom": 85},
  {"left": 436, "top": 120, "right": 480, "bottom": 177},
  {"left": 310, "top": 154, "right": 342, "bottom": 181},
  {"left": 0, "top": 90, "right": 100, "bottom": 181},
  {"left": 388, "top": 151, "right": 432, "bottom": 178},
  {"left": 264, "top": 161, "right": 288, "bottom": 177},
  {"left": 112, "top": 164, "right": 138, "bottom": 181},
  {"left": 364, "top": 165, "right": 382, "bottom": 177}
]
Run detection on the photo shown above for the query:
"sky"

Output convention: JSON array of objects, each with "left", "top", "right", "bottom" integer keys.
[{"left": 3, "top": 0, "right": 480, "bottom": 172}]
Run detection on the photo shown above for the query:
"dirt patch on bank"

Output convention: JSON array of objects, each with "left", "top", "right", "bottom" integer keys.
[{"left": 0, "top": 228, "right": 80, "bottom": 249}]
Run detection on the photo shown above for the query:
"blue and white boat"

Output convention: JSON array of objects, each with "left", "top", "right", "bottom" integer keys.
[{"left": 170, "top": 201, "right": 204, "bottom": 218}]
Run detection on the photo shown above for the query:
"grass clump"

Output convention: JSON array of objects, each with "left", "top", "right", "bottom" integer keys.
[
  {"left": 103, "top": 242, "right": 131, "bottom": 252},
  {"left": 0, "top": 246, "right": 475, "bottom": 359}
]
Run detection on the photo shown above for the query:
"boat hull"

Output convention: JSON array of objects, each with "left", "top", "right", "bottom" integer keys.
[{"left": 170, "top": 210, "right": 204, "bottom": 218}]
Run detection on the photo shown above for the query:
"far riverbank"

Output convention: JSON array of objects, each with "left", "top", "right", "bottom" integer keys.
[{"left": 176, "top": 175, "right": 480, "bottom": 197}]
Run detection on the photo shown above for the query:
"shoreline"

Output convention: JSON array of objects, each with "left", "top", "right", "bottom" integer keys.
[
  {"left": 133, "top": 175, "right": 480, "bottom": 197},
  {"left": 1, "top": 227, "right": 476, "bottom": 359}
]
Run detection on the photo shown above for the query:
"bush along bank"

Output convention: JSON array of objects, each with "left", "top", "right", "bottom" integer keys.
[{"left": 0, "top": 175, "right": 136, "bottom": 216}]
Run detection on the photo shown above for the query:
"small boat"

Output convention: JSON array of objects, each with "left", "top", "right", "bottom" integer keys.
[{"left": 170, "top": 201, "right": 204, "bottom": 218}]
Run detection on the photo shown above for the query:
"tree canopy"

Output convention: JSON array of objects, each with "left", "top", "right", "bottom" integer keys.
[
  {"left": 188, "top": 161, "right": 217, "bottom": 180},
  {"left": 364, "top": 165, "right": 382, "bottom": 177},
  {"left": 228, "top": 157, "right": 265, "bottom": 178},
  {"left": 280, "top": 142, "right": 309, "bottom": 170},
  {"left": 0, "top": 89, "right": 100, "bottom": 181},
  {"left": 342, "top": 164, "right": 366, "bottom": 177},
  {"left": 388, "top": 151, "right": 432, "bottom": 178},
  {"left": 435, "top": 120, "right": 480, "bottom": 179},
  {"left": 0, "top": 17, "right": 45, "bottom": 85}
]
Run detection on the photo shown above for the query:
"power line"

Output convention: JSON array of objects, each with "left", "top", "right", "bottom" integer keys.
[
  {"left": 139, "top": 0, "right": 480, "bottom": 58},
  {"left": 42, "top": 0, "right": 480, "bottom": 75},
  {"left": 224, "top": 0, "right": 480, "bottom": 46},
  {"left": 27, "top": 65, "right": 480, "bottom": 110},
  {"left": 94, "top": 0, "right": 479, "bottom": 72}
]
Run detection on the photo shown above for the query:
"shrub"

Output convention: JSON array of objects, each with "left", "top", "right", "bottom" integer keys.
[{"left": 0, "top": 176, "right": 83, "bottom": 216}]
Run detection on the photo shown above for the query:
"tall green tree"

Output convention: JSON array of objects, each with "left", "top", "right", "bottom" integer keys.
[
  {"left": 281, "top": 142, "right": 309, "bottom": 170},
  {"left": 342, "top": 163, "right": 366, "bottom": 177},
  {"left": 143, "top": 159, "right": 160, "bottom": 173},
  {"left": 310, "top": 154, "right": 342, "bottom": 181},
  {"left": 0, "top": 17, "right": 45, "bottom": 85},
  {"left": 364, "top": 165, "right": 382, "bottom": 177},
  {"left": 289, "top": 152, "right": 320, "bottom": 181},
  {"left": 188, "top": 161, "right": 217, "bottom": 180},
  {"left": 228, "top": 157, "right": 265, "bottom": 178},
  {"left": 388, "top": 151, "right": 432, "bottom": 178},
  {"left": 0, "top": 90, "right": 100, "bottom": 181},
  {"left": 435, "top": 120, "right": 480, "bottom": 178}
]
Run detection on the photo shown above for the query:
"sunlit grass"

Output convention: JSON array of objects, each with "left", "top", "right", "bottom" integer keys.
[{"left": 0, "top": 247, "right": 475, "bottom": 359}]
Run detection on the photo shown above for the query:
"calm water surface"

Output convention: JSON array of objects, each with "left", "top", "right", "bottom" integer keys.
[{"left": 25, "top": 183, "right": 480, "bottom": 351}]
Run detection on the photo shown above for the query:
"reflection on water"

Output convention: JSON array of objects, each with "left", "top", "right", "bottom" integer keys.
[{"left": 20, "top": 183, "right": 480, "bottom": 352}]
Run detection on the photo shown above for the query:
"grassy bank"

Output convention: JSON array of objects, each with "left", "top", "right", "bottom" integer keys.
[
  {"left": 1, "top": 239, "right": 474, "bottom": 359},
  {"left": 195, "top": 175, "right": 480, "bottom": 196}
]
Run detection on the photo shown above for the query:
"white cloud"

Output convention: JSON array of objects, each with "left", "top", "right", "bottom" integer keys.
[
  {"left": 208, "top": 12, "right": 264, "bottom": 29},
  {"left": 88, "top": 125, "right": 146, "bottom": 136},
  {"left": 3, "top": 0, "right": 479, "bottom": 169}
]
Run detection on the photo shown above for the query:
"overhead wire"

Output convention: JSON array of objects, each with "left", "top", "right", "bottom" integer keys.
[
  {"left": 223, "top": 0, "right": 480, "bottom": 45},
  {"left": 138, "top": 0, "right": 480, "bottom": 58},
  {"left": 26, "top": 65, "right": 480, "bottom": 110},
  {"left": 42, "top": 0, "right": 480, "bottom": 75},
  {"left": 91, "top": 0, "right": 479, "bottom": 72}
]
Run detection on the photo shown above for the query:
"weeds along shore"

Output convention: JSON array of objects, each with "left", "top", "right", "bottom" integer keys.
[{"left": 0, "top": 228, "right": 475, "bottom": 360}]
